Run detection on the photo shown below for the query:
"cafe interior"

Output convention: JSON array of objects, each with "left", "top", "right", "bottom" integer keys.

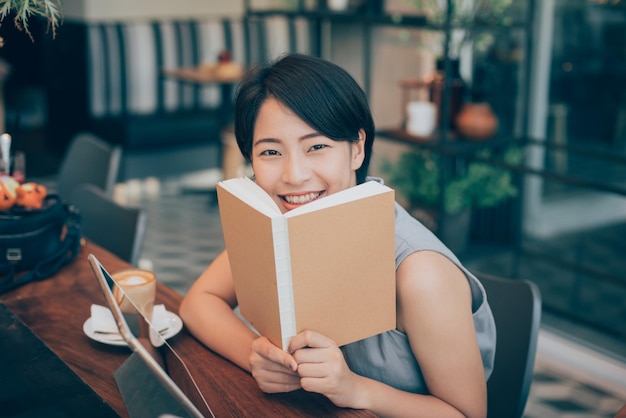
[{"left": 1, "top": 0, "right": 625, "bottom": 417}]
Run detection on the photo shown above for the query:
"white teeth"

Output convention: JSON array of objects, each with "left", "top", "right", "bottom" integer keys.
[{"left": 284, "top": 192, "right": 320, "bottom": 204}]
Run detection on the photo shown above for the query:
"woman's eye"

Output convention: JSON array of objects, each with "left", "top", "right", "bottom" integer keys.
[
  {"left": 259, "top": 149, "right": 280, "bottom": 156},
  {"left": 309, "top": 144, "right": 329, "bottom": 151}
]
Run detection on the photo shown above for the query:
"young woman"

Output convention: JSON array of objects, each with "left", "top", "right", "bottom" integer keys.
[{"left": 180, "top": 53, "right": 496, "bottom": 418}]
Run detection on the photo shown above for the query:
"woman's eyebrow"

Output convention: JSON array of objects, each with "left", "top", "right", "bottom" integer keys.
[
  {"left": 253, "top": 137, "right": 280, "bottom": 147},
  {"left": 253, "top": 132, "right": 322, "bottom": 147},
  {"left": 299, "top": 132, "right": 323, "bottom": 140}
]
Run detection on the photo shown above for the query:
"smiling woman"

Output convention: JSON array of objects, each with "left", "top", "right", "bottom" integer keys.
[
  {"left": 250, "top": 97, "right": 365, "bottom": 213},
  {"left": 180, "top": 53, "right": 497, "bottom": 418},
  {"left": 234, "top": 54, "right": 375, "bottom": 186}
]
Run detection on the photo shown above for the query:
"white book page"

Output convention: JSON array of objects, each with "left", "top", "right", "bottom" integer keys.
[
  {"left": 218, "top": 177, "right": 281, "bottom": 217},
  {"left": 286, "top": 181, "right": 392, "bottom": 217},
  {"left": 271, "top": 216, "right": 296, "bottom": 351},
  {"left": 219, "top": 178, "right": 393, "bottom": 219}
]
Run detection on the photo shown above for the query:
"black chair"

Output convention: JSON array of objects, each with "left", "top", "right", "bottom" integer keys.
[
  {"left": 477, "top": 273, "right": 542, "bottom": 418},
  {"left": 56, "top": 132, "right": 122, "bottom": 200},
  {"left": 70, "top": 184, "right": 147, "bottom": 266}
]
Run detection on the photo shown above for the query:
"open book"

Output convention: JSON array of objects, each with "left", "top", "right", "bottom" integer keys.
[{"left": 216, "top": 177, "right": 396, "bottom": 350}]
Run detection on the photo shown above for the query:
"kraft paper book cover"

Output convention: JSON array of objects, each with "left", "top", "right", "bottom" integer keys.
[{"left": 217, "top": 177, "right": 396, "bottom": 350}]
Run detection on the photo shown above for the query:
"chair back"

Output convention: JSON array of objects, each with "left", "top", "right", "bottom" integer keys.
[
  {"left": 71, "top": 184, "right": 147, "bottom": 266},
  {"left": 57, "top": 132, "right": 122, "bottom": 200},
  {"left": 477, "top": 273, "right": 542, "bottom": 418}
]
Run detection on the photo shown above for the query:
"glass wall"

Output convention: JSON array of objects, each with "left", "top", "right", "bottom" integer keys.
[
  {"left": 505, "top": 0, "right": 626, "bottom": 358},
  {"left": 550, "top": 0, "right": 625, "bottom": 150}
]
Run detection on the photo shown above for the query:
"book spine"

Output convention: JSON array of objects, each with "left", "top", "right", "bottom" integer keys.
[{"left": 272, "top": 216, "right": 296, "bottom": 350}]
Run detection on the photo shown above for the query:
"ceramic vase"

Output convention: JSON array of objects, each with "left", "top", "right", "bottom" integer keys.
[{"left": 455, "top": 102, "right": 499, "bottom": 140}]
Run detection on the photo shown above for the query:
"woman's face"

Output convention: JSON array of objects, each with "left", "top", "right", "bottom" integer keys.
[{"left": 251, "top": 97, "right": 365, "bottom": 213}]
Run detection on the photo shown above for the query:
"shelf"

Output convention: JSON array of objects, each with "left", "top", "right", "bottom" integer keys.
[
  {"left": 377, "top": 128, "right": 520, "bottom": 156},
  {"left": 246, "top": 9, "right": 430, "bottom": 28},
  {"left": 245, "top": 9, "right": 528, "bottom": 31}
]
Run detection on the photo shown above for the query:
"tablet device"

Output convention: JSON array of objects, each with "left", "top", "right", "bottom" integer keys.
[{"left": 88, "top": 253, "right": 214, "bottom": 418}]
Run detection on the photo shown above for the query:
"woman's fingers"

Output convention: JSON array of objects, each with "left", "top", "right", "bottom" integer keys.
[{"left": 252, "top": 336, "right": 297, "bottom": 371}]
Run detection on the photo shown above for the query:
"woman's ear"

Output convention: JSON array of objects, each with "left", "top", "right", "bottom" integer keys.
[{"left": 351, "top": 129, "right": 366, "bottom": 171}]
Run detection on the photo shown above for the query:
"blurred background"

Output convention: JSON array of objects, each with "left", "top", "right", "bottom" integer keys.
[{"left": 0, "top": 1, "right": 624, "bottom": 416}]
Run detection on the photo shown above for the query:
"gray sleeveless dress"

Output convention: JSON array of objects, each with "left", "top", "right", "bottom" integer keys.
[{"left": 340, "top": 195, "right": 496, "bottom": 394}]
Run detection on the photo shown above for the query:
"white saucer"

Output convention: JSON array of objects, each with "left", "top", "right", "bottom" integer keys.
[{"left": 83, "top": 310, "right": 183, "bottom": 347}]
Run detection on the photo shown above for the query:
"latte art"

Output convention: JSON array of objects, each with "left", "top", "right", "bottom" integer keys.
[
  {"left": 112, "top": 269, "right": 157, "bottom": 335},
  {"left": 119, "top": 275, "right": 148, "bottom": 286}
]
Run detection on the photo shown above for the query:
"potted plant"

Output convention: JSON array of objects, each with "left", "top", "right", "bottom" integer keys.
[{"left": 382, "top": 145, "right": 522, "bottom": 253}]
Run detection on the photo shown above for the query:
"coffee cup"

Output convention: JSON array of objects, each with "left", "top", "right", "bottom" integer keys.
[{"left": 112, "top": 269, "right": 156, "bottom": 337}]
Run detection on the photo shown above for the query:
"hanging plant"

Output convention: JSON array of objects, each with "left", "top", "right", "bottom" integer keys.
[
  {"left": 0, "top": 0, "right": 62, "bottom": 43},
  {"left": 405, "top": 0, "right": 515, "bottom": 58},
  {"left": 404, "top": 0, "right": 514, "bottom": 25}
]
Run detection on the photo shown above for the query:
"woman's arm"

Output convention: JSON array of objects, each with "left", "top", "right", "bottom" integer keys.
[
  {"left": 179, "top": 251, "right": 300, "bottom": 391},
  {"left": 289, "top": 250, "right": 487, "bottom": 418},
  {"left": 179, "top": 251, "right": 258, "bottom": 370}
]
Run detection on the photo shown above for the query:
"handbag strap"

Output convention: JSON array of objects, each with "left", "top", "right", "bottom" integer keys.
[{"left": 0, "top": 205, "right": 83, "bottom": 294}]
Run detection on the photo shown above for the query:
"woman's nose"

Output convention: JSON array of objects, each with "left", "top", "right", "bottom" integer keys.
[{"left": 282, "top": 154, "right": 311, "bottom": 185}]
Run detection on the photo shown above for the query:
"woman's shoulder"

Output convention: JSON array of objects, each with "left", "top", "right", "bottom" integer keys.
[
  {"left": 396, "top": 250, "right": 469, "bottom": 299},
  {"left": 392, "top": 202, "right": 455, "bottom": 265},
  {"left": 391, "top": 203, "right": 491, "bottom": 314}
]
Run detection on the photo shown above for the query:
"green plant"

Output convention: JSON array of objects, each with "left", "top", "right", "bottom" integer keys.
[
  {"left": 0, "top": 0, "right": 62, "bottom": 42},
  {"left": 281, "top": 0, "right": 298, "bottom": 8},
  {"left": 382, "top": 146, "right": 522, "bottom": 215},
  {"left": 405, "top": 0, "right": 514, "bottom": 25},
  {"left": 406, "top": 0, "right": 515, "bottom": 57}
]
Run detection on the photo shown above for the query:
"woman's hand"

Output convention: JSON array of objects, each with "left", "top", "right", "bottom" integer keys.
[
  {"left": 289, "top": 330, "right": 365, "bottom": 409},
  {"left": 249, "top": 336, "right": 301, "bottom": 393}
]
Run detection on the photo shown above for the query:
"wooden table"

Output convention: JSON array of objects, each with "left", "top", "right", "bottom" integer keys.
[
  {"left": 0, "top": 241, "right": 373, "bottom": 417},
  {"left": 162, "top": 66, "right": 243, "bottom": 85},
  {"left": 162, "top": 65, "right": 243, "bottom": 125}
]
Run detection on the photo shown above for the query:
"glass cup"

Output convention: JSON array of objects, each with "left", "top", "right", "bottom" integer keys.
[
  {"left": 0, "top": 150, "right": 26, "bottom": 183},
  {"left": 406, "top": 101, "right": 437, "bottom": 137},
  {"left": 12, "top": 151, "right": 25, "bottom": 184},
  {"left": 112, "top": 269, "right": 157, "bottom": 338},
  {"left": 0, "top": 152, "right": 9, "bottom": 177}
]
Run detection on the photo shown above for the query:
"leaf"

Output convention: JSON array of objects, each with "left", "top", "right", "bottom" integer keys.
[{"left": 0, "top": 0, "right": 62, "bottom": 42}]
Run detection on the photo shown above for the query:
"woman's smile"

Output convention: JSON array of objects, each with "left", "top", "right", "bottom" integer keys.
[
  {"left": 281, "top": 191, "right": 324, "bottom": 205},
  {"left": 251, "top": 97, "right": 365, "bottom": 214}
]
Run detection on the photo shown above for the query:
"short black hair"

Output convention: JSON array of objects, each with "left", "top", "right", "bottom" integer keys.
[{"left": 233, "top": 53, "right": 375, "bottom": 184}]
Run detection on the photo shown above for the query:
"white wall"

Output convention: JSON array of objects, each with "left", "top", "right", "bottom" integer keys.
[{"left": 62, "top": 0, "right": 243, "bottom": 22}]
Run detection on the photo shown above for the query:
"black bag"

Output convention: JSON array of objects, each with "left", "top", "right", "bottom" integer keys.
[{"left": 0, "top": 194, "right": 83, "bottom": 293}]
